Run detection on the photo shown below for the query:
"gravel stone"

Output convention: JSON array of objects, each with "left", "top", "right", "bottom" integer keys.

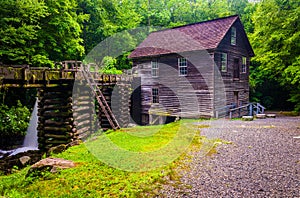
[{"left": 158, "top": 117, "right": 300, "bottom": 197}]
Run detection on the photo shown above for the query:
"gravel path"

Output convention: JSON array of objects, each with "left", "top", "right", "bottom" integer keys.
[{"left": 159, "top": 116, "right": 300, "bottom": 197}]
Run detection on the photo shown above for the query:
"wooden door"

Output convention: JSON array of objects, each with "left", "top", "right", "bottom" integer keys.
[{"left": 234, "top": 91, "right": 239, "bottom": 107}]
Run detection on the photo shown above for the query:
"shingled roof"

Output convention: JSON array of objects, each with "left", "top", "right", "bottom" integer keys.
[{"left": 129, "top": 15, "right": 252, "bottom": 58}]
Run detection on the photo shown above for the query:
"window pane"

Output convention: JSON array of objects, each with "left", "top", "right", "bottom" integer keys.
[
  {"left": 231, "top": 27, "right": 236, "bottom": 45},
  {"left": 221, "top": 53, "right": 227, "bottom": 72},
  {"left": 242, "top": 57, "right": 247, "bottom": 73},
  {"left": 151, "top": 61, "right": 158, "bottom": 77},
  {"left": 178, "top": 58, "right": 187, "bottom": 76},
  {"left": 152, "top": 88, "right": 159, "bottom": 103}
]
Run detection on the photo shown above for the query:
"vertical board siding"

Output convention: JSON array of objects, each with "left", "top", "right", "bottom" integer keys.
[
  {"left": 214, "top": 22, "right": 250, "bottom": 107},
  {"left": 134, "top": 51, "right": 215, "bottom": 120}
]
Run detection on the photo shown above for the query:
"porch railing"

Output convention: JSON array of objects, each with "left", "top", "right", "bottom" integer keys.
[
  {"left": 215, "top": 102, "right": 266, "bottom": 119},
  {"left": 228, "top": 102, "right": 265, "bottom": 119}
]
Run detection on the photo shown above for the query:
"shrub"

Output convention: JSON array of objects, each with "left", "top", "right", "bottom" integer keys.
[
  {"left": 100, "top": 56, "right": 123, "bottom": 75},
  {"left": 0, "top": 101, "right": 30, "bottom": 137}
]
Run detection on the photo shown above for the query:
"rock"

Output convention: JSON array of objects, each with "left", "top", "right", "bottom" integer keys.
[
  {"left": 27, "top": 157, "right": 76, "bottom": 177},
  {"left": 66, "top": 140, "right": 82, "bottom": 148},
  {"left": 242, "top": 116, "right": 254, "bottom": 121},
  {"left": 47, "top": 144, "right": 66, "bottom": 155},
  {"left": 266, "top": 114, "right": 276, "bottom": 118},
  {"left": 19, "top": 156, "right": 31, "bottom": 166},
  {"left": 256, "top": 114, "right": 266, "bottom": 119},
  {"left": 0, "top": 150, "right": 42, "bottom": 175},
  {"left": 0, "top": 150, "right": 12, "bottom": 159}
]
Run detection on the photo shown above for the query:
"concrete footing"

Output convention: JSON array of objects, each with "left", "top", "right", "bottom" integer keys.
[
  {"left": 242, "top": 116, "right": 254, "bottom": 121},
  {"left": 256, "top": 114, "right": 266, "bottom": 119},
  {"left": 266, "top": 114, "right": 276, "bottom": 118}
]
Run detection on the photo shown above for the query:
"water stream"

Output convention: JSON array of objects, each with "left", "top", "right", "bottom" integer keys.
[{"left": 0, "top": 99, "right": 39, "bottom": 158}]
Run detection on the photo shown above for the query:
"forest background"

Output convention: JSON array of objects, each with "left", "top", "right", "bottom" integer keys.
[{"left": 0, "top": 0, "right": 299, "bottom": 115}]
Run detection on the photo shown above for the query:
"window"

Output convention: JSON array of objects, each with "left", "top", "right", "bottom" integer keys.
[
  {"left": 231, "top": 27, "right": 236, "bottom": 45},
  {"left": 242, "top": 57, "right": 247, "bottom": 73},
  {"left": 178, "top": 58, "right": 187, "bottom": 76},
  {"left": 152, "top": 88, "right": 159, "bottom": 103},
  {"left": 151, "top": 60, "right": 158, "bottom": 77},
  {"left": 233, "top": 59, "right": 240, "bottom": 79},
  {"left": 221, "top": 53, "right": 227, "bottom": 72}
]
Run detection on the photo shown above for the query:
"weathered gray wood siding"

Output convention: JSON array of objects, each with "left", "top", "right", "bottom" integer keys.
[
  {"left": 131, "top": 21, "right": 252, "bottom": 122},
  {"left": 214, "top": 21, "right": 250, "bottom": 108},
  {"left": 132, "top": 50, "right": 215, "bottom": 121}
]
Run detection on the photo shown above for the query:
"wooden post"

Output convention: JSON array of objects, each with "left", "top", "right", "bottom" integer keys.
[
  {"left": 249, "top": 103, "right": 253, "bottom": 116},
  {"left": 38, "top": 85, "right": 74, "bottom": 151},
  {"left": 149, "top": 114, "right": 153, "bottom": 125}
]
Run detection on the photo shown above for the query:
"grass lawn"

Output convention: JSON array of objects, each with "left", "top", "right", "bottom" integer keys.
[{"left": 0, "top": 119, "right": 218, "bottom": 197}]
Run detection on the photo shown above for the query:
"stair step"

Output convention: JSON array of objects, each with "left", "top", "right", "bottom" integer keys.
[
  {"left": 256, "top": 114, "right": 266, "bottom": 119},
  {"left": 266, "top": 114, "right": 276, "bottom": 118},
  {"left": 242, "top": 116, "right": 253, "bottom": 121}
]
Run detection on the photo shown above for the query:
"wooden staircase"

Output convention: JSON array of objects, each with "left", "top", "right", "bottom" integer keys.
[
  {"left": 228, "top": 102, "right": 266, "bottom": 119},
  {"left": 81, "top": 65, "right": 120, "bottom": 130},
  {"left": 215, "top": 103, "right": 266, "bottom": 119}
]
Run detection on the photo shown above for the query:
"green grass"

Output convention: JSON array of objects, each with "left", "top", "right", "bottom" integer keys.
[
  {"left": 0, "top": 119, "right": 219, "bottom": 197},
  {"left": 278, "top": 111, "right": 299, "bottom": 116}
]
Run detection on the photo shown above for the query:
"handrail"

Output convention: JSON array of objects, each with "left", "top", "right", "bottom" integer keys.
[
  {"left": 81, "top": 66, "right": 120, "bottom": 130},
  {"left": 227, "top": 102, "right": 266, "bottom": 119},
  {"left": 229, "top": 104, "right": 250, "bottom": 119},
  {"left": 253, "top": 103, "right": 265, "bottom": 114},
  {"left": 214, "top": 104, "right": 235, "bottom": 118},
  {"left": 229, "top": 104, "right": 250, "bottom": 112}
]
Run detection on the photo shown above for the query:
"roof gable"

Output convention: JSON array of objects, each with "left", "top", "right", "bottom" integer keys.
[
  {"left": 229, "top": 18, "right": 255, "bottom": 57},
  {"left": 129, "top": 15, "right": 252, "bottom": 58}
]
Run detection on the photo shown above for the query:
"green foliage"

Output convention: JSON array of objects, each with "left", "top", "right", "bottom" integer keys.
[
  {"left": 0, "top": 0, "right": 48, "bottom": 65},
  {"left": 100, "top": 56, "right": 122, "bottom": 74},
  {"left": 37, "top": 0, "right": 87, "bottom": 64},
  {"left": 0, "top": 0, "right": 86, "bottom": 66},
  {"left": 288, "top": 89, "right": 300, "bottom": 112},
  {"left": 133, "top": 0, "right": 249, "bottom": 28},
  {"left": 0, "top": 101, "right": 30, "bottom": 137},
  {"left": 116, "top": 52, "right": 133, "bottom": 71},
  {"left": 240, "top": 2, "right": 258, "bottom": 33},
  {"left": 250, "top": 0, "right": 300, "bottom": 111},
  {"left": 78, "top": 0, "right": 142, "bottom": 54}
]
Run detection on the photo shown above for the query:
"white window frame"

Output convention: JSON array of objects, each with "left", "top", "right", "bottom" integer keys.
[
  {"left": 178, "top": 57, "right": 187, "bottom": 76},
  {"left": 151, "top": 60, "right": 159, "bottom": 77},
  {"left": 231, "top": 27, "right": 236, "bottom": 45},
  {"left": 221, "top": 53, "right": 228, "bottom": 72},
  {"left": 152, "top": 88, "right": 159, "bottom": 103},
  {"left": 242, "top": 57, "right": 247, "bottom": 73}
]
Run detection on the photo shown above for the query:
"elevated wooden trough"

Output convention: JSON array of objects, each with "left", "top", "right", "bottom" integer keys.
[
  {"left": 0, "top": 64, "right": 119, "bottom": 88},
  {"left": 0, "top": 62, "right": 132, "bottom": 152}
]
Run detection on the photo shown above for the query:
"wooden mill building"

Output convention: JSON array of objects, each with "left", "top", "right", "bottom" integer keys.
[{"left": 129, "top": 15, "right": 254, "bottom": 125}]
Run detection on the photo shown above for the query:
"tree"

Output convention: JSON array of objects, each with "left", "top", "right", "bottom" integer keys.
[
  {"left": 0, "top": 0, "right": 87, "bottom": 67},
  {"left": 0, "top": 0, "right": 48, "bottom": 65},
  {"left": 77, "top": 0, "right": 142, "bottom": 71},
  {"left": 240, "top": 1, "right": 257, "bottom": 33},
  {"left": 36, "top": 0, "right": 87, "bottom": 65},
  {"left": 250, "top": 0, "right": 300, "bottom": 111}
]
